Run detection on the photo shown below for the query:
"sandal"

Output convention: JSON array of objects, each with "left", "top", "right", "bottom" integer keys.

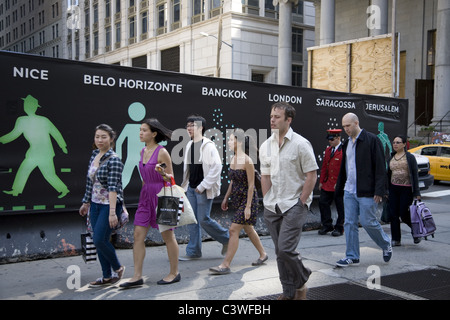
[{"left": 252, "top": 255, "right": 268, "bottom": 266}]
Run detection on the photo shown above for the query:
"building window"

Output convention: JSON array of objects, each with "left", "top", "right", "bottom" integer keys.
[
  {"left": 157, "top": 1, "right": 167, "bottom": 35},
  {"left": 129, "top": 16, "right": 136, "bottom": 38},
  {"left": 292, "top": 64, "right": 303, "bottom": 87},
  {"left": 115, "top": 22, "right": 121, "bottom": 47},
  {"left": 161, "top": 46, "right": 180, "bottom": 72},
  {"left": 132, "top": 55, "right": 147, "bottom": 68},
  {"left": 292, "top": 27, "right": 303, "bottom": 62},
  {"left": 93, "top": 4, "right": 98, "bottom": 23},
  {"left": 85, "top": 37, "right": 90, "bottom": 57},
  {"left": 210, "top": 0, "right": 222, "bottom": 17},
  {"left": 105, "top": 0, "right": 111, "bottom": 18},
  {"left": 94, "top": 31, "right": 99, "bottom": 52},
  {"left": 105, "top": 26, "right": 111, "bottom": 50},
  {"left": 85, "top": 9, "right": 90, "bottom": 28},
  {"left": 192, "top": 0, "right": 204, "bottom": 23},
  {"left": 141, "top": 11, "right": 148, "bottom": 34},
  {"left": 172, "top": 0, "right": 180, "bottom": 30},
  {"left": 252, "top": 73, "right": 265, "bottom": 83},
  {"left": 116, "top": 0, "right": 121, "bottom": 13},
  {"left": 242, "top": 0, "right": 259, "bottom": 16},
  {"left": 292, "top": 0, "right": 303, "bottom": 23},
  {"left": 264, "top": 0, "right": 277, "bottom": 19}
]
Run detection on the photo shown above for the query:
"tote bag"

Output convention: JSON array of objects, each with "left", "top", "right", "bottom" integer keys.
[{"left": 157, "top": 179, "right": 197, "bottom": 232}]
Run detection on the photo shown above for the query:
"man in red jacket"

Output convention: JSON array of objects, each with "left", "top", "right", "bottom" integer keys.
[{"left": 318, "top": 129, "right": 345, "bottom": 236}]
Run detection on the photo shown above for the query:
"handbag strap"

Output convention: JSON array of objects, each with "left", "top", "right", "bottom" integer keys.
[
  {"left": 91, "top": 154, "right": 115, "bottom": 183},
  {"left": 162, "top": 176, "right": 177, "bottom": 196}
]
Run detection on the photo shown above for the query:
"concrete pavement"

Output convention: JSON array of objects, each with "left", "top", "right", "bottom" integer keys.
[{"left": 0, "top": 197, "right": 449, "bottom": 301}]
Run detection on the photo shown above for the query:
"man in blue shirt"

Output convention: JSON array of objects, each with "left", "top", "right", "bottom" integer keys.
[{"left": 335, "top": 113, "right": 392, "bottom": 267}]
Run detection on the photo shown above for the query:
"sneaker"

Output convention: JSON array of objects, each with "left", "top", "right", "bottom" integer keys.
[
  {"left": 383, "top": 245, "right": 393, "bottom": 262},
  {"left": 89, "top": 277, "right": 115, "bottom": 287},
  {"left": 179, "top": 255, "right": 201, "bottom": 261},
  {"left": 110, "top": 266, "right": 125, "bottom": 285},
  {"left": 336, "top": 258, "right": 360, "bottom": 267}
]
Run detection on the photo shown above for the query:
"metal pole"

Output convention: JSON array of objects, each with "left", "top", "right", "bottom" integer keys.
[{"left": 392, "top": 0, "right": 397, "bottom": 97}]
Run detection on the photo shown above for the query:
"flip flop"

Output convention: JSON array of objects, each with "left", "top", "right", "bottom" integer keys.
[{"left": 252, "top": 255, "right": 268, "bottom": 266}]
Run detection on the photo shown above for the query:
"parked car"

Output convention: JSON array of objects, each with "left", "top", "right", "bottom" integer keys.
[
  {"left": 411, "top": 153, "right": 434, "bottom": 190},
  {"left": 409, "top": 144, "right": 450, "bottom": 182}
]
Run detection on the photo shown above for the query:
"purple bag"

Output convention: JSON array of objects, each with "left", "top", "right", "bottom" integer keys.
[{"left": 410, "top": 200, "right": 436, "bottom": 239}]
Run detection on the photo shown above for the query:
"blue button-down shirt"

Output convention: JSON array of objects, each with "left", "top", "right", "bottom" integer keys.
[{"left": 344, "top": 129, "right": 363, "bottom": 194}]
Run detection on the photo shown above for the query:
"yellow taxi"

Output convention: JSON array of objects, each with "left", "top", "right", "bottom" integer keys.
[{"left": 409, "top": 144, "right": 450, "bottom": 182}]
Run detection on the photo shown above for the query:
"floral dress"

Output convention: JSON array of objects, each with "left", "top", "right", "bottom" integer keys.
[{"left": 229, "top": 169, "right": 259, "bottom": 226}]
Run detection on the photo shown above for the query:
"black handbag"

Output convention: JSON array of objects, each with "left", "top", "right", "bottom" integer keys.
[{"left": 156, "top": 185, "right": 180, "bottom": 226}]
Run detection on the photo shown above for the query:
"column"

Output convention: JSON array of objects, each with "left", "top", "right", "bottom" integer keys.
[
  {"left": 275, "top": 0, "right": 294, "bottom": 85},
  {"left": 320, "top": 0, "right": 334, "bottom": 45},
  {"left": 433, "top": 0, "right": 450, "bottom": 126},
  {"left": 369, "top": 0, "right": 388, "bottom": 36}
]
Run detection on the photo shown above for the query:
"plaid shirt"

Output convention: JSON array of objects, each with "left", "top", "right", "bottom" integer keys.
[{"left": 82, "top": 148, "right": 124, "bottom": 203}]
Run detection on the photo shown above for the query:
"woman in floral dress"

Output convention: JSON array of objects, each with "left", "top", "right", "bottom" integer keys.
[{"left": 209, "top": 129, "right": 268, "bottom": 275}]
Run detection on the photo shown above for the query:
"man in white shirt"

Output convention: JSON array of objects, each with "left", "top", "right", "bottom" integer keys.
[
  {"left": 180, "top": 115, "right": 229, "bottom": 260},
  {"left": 259, "top": 102, "right": 318, "bottom": 300}
]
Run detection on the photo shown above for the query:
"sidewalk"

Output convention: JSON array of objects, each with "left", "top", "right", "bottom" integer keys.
[{"left": 1, "top": 201, "right": 449, "bottom": 301}]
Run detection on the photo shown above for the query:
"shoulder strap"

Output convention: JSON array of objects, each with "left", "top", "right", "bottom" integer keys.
[{"left": 93, "top": 154, "right": 114, "bottom": 181}]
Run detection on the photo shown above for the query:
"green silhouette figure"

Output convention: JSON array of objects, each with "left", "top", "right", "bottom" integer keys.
[
  {"left": 116, "top": 102, "right": 168, "bottom": 190},
  {"left": 377, "top": 121, "right": 392, "bottom": 170},
  {"left": 0, "top": 95, "right": 69, "bottom": 198},
  {"left": 116, "top": 102, "right": 146, "bottom": 189}
]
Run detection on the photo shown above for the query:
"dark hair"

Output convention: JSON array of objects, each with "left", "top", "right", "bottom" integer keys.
[
  {"left": 394, "top": 134, "right": 407, "bottom": 144},
  {"left": 394, "top": 134, "right": 408, "bottom": 151},
  {"left": 186, "top": 114, "right": 206, "bottom": 135},
  {"left": 271, "top": 102, "right": 296, "bottom": 120},
  {"left": 231, "top": 128, "right": 259, "bottom": 164},
  {"left": 142, "top": 118, "right": 172, "bottom": 143},
  {"left": 95, "top": 123, "right": 116, "bottom": 148}
]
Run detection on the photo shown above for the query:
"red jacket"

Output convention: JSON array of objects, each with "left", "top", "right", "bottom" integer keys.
[{"left": 320, "top": 145, "right": 343, "bottom": 192}]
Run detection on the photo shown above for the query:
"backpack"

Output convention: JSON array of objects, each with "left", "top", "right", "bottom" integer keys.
[{"left": 409, "top": 200, "right": 436, "bottom": 239}]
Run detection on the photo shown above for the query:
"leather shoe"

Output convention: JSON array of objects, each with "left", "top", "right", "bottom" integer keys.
[
  {"left": 318, "top": 226, "right": 333, "bottom": 235},
  {"left": 157, "top": 273, "right": 181, "bottom": 285},
  {"left": 293, "top": 285, "right": 308, "bottom": 300},
  {"left": 119, "top": 278, "right": 144, "bottom": 289}
]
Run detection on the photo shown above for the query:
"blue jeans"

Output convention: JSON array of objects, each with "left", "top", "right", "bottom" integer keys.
[
  {"left": 344, "top": 191, "right": 391, "bottom": 260},
  {"left": 89, "top": 202, "right": 122, "bottom": 278},
  {"left": 185, "top": 186, "right": 229, "bottom": 257}
]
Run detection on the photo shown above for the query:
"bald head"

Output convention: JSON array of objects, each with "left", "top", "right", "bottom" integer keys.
[{"left": 342, "top": 113, "right": 361, "bottom": 139}]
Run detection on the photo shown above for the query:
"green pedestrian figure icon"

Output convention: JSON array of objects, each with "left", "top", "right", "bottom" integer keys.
[
  {"left": 116, "top": 102, "right": 146, "bottom": 190},
  {"left": 0, "top": 95, "right": 70, "bottom": 198},
  {"left": 377, "top": 121, "right": 392, "bottom": 170}
]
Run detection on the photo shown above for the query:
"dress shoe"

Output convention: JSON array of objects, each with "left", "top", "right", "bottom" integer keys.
[
  {"left": 392, "top": 240, "right": 401, "bottom": 246},
  {"left": 318, "top": 226, "right": 333, "bottom": 235},
  {"left": 331, "top": 229, "right": 344, "bottom": 237},
  {"left": 294, "top": 285, "right": 308, "bottom": 300},
  {"left": 157, "top": 273, "right": 181, "bottom": 285},
  {"left": 119, "top": 278, "right": 144, "bottom": 289}
]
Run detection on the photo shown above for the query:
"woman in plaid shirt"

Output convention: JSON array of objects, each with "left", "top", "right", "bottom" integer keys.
[{"left": 79, "top": 124, "right": 125, "bottom": 287}]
